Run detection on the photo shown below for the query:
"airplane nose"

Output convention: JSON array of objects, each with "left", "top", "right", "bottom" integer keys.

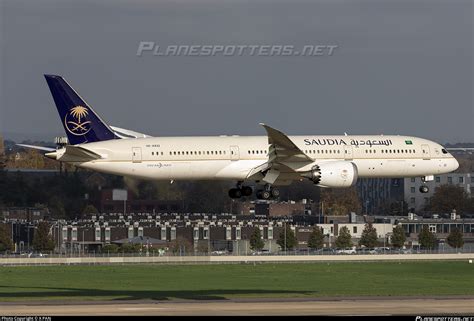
[{"left": 453, "top": 158, "right": 459, "bottom": 171}]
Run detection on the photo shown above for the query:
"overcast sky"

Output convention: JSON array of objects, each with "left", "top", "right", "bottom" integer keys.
[{"left": 0, "top": 0, "right": 472, "bottom": 144}]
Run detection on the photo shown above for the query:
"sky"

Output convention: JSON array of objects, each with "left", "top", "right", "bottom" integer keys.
[{"left": 0, "top": 0, "right": 472, "bottom": 144}]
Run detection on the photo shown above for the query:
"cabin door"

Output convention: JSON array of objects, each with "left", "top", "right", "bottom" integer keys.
[
  {"left": 230, "top": 146, "right": 240, "bottom": 161},
  {"left": 132, "top": 147, "right": 142, "bottom": 163}
]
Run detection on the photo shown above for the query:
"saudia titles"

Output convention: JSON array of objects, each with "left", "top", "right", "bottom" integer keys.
[{"left": 303, "top": 138, "right": 393, "bottom": 147}]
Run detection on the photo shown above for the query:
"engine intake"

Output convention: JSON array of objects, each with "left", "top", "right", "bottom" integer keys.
[{"left": 301, "top": 161, "right": 358, "bottom": 188}]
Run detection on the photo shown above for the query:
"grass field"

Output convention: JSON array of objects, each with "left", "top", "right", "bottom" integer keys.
[{"left": 0, "top": 261, "right": 473, "bottom": 302}]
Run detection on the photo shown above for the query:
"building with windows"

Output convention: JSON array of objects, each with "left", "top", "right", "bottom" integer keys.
[
  {"left": 404, "top": 173, "right": 473, "bottom": 211},
  {"left": 5, "top": 211, "right": 474, "bottom": 254},
  {"left": 356, "top": 178, "right": 404, "bottom": 214},
  {"left": 356, "top": 173, "right": 473, "bottom": 214}
]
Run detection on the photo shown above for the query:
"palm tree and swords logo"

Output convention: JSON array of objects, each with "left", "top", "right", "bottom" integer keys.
[{"left": 64, "top": 106, "right": 92, "bottom": 135}]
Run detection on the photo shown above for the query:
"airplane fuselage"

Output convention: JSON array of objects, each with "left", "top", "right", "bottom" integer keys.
[
  {"left": 67, "top": 134, "right": 459, "bottom": 185},
  {"left": 37, "top": 75, "right": 460, "bottom": 197}
]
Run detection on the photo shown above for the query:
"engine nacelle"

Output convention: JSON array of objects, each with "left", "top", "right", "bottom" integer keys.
[{"left": 301, "top": 161, "right": 358, "bottom": 188}]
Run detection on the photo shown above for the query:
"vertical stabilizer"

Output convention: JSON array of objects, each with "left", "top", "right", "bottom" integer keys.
[{"left": 44, "top": 74, "right": 118, "bottom": 145}]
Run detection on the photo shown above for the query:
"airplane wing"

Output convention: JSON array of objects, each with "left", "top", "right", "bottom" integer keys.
[
  {"left": 260, "top": 123, "right": 312, "bottom": 163},
  {"left": 247, "top": 124, "right": 312, "bottom": 184},
  {"left": 110, "top": 126, "right": 152, "bottom": 139}
]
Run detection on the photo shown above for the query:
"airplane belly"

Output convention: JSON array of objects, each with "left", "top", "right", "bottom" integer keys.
[
  {"left": 215, "top": 160, "right": 267, "bottom": 180},
  {"left": 80, "top": 160, "right": 245, "bottom": 181},
  {"left": 355, "top": 159, "right": 408, "bottom": 177},
  {"left": 355, "top": 159, "right": 442, "bottom": 178},
  {"left": 143, "top": 160, "right": 254, "bottom": 180}
]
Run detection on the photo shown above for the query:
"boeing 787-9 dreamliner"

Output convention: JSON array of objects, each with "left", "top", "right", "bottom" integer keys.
[{"left": 19, "top": 75, "right": 460, "bottom": 199}]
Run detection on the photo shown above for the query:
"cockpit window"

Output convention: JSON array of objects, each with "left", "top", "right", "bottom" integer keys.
[{"left": 441, "top": 149, "right": 448, "bottom": 154}]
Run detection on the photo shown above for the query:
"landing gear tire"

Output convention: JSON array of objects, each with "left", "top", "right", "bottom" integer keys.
[
  {"left": 257, "top": 190, "right": 271, "bottom": 200},
  {"left": 271, "top": 188, "right": 280, "bottom": 198},
  {"left": 419, "top": 185, "right": 429, "bottom": 193},
  {"left": 228, "top": 188, "right": 242, "bottom": 198}
]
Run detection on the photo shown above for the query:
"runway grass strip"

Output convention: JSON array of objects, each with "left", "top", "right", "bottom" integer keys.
[{"left": 1, "top": 261, "right": 473, "bottom": 301}]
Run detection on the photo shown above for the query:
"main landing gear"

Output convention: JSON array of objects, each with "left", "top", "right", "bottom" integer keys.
[
  {"left": 256, "top": 184, "right": 280, "bottom": 200},
  {"left": 228, "top": 182, "right": 253, "bottom": 199},
  {"left": 228, "top": 183, "right": 280, "bottom": 199},
  {"left": 419, "top": 176, "right": 430, "bottom": 194}
]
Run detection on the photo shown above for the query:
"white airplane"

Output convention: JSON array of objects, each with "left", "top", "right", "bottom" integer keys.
[{"left": 19, "top": 75, "right": 460, "bottom": 199}]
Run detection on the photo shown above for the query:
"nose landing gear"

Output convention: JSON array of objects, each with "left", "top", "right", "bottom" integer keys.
[
  {"left": 419, "top": 176, "right": 431, "bottom": 194},
  {"left": 419, "top": 185, "right": 430, "bottom": 193}
]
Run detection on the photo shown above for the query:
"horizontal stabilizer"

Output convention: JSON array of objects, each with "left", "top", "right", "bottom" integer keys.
[
  {"left": 57, "top": 145, "right": 102, "bottom": 162},
  {"left": 16, "top": 144, "right": 56, "bottom": 152},
  {"left": 110, "top": 126, "right": 151, "bottom": 139}
]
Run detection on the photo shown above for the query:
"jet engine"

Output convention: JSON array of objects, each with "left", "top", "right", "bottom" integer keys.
[{"left": 301, "top": 161, "right": 358, "bottom": 188}]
